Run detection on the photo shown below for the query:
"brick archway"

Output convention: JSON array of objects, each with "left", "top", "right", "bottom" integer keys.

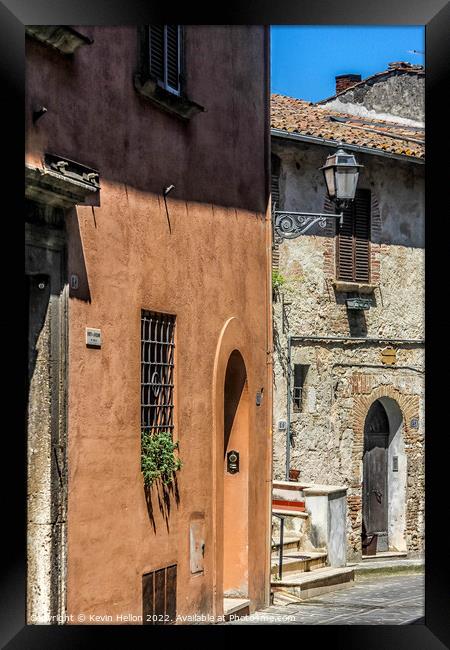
[{"left": 348, "top": 386, "right": 420, "bottom": 557}]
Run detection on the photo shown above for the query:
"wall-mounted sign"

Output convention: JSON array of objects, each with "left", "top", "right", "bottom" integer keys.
[
  {"left": 410, "top": 418, "right": 419, "bottom": 429},
  {"left": 392, "top": 456, "right": 399, "bottom": 472},
  {"left": 70, "top": 274, "right": 79, "bottom": 290},
  {"left": 227, "top": 450, "right": 239, "bottom": 474},
  {"left": 86, "top": 328, "right": 101, "bottom": 348},
  {"left": 278, "top": 420, "right": 287, "bottom": 431},
  {"left": 346, "top": 297, "right": 371, "bottom": 310},
  {"left": 381, "top": 346, "right": 396, "bottom": 365},
  {"left": 256, "top": 391, "right": 263, "bottom": 406}
]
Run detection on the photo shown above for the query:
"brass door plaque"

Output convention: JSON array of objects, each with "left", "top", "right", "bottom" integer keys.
[{"left": 227, "top": 450, "right": 239, "bottom": 474}]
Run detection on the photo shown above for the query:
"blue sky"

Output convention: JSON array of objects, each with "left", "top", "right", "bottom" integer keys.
[{"left": 271, "top": 26, "right": 425, "bottom": 102}]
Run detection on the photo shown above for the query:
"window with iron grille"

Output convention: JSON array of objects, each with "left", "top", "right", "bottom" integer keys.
[
  {"left": 336, "top": 188, "right": 371, "bottom": 282},
  {"left": 149, "top": 25, "right": 182, "bottom": 95},
  {"left": 141, "top": 310, "right": 175, "bottom": 436},
  {"left": 293, "top": 364, "right": 309, "bottom": 412}
]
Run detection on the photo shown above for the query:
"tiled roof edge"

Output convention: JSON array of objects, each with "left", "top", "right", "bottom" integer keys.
[{"left": 270, "top": 127, "right": 425, "bottom": 164}]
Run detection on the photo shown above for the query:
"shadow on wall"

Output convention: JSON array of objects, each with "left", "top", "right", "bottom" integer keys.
[
  {"left": 224, "top": 350, "right": 247, "bottom": 456},
  {"left": 144, "top": 478, "right": 180, "bottom": 534}
]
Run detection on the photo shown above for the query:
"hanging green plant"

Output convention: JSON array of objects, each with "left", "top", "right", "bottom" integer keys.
[
  {"left": 141, "top": 430, "right": 182, "bottom": 487},
  {"left": 272, "top": 270, "right": 286, "bottom": 291}
]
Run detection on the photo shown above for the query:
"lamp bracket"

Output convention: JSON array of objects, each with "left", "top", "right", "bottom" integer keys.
[{"left": 274, "top": 209, "right": 344, "bottom": 239}]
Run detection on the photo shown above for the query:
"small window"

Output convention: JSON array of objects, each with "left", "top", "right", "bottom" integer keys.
[
  {"left": 336, "top": 188, "right": 371, "bottom": 282},
  {"left": 293, "top": 364, "right": 309, "bottom": 412},
  {"left": 141, "top": 310, "right": 175, "bottom": 436},
  {"left": 149, "top": 25, "right": 182, "bottom": 95}
]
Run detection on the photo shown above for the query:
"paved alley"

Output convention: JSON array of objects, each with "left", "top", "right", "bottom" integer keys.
[{"left": 226, "top": 573, "right": 424, "bottom": 625}]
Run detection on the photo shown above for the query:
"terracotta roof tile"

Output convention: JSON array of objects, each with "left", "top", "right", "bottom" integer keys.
[{"left": 270, "top": 93, "right": 425, "bottom": 160}]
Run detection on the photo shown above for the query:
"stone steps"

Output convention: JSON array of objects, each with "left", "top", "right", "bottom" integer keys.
[
  {"left": 271, "top": 566, "right": 355, "bottom": 600},
  {"left": 223, "top": 598, "right": 250, "bottom": 621},
  {"left": 271, "top": 551, "right": 327, "bottom": 577},
  {"left": 271, "top": 534, "right": 303, "bottom": 552},
  {"left": 353, "top": 557, "right": 424, "bottom": 578}
]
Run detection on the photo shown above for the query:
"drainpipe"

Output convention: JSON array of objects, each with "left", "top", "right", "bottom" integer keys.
[
  {"left": 263, "top": 24, "right": 273, "bottom": 609},
  {"left": 285, "top": 335, "right": 292, "bottom": 480},
  {"left": 289, "top": 335, "right": 424, "bottom": 345}
]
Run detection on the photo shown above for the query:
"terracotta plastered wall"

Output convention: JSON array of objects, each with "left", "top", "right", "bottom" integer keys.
[{"left": 26, "top": 26, "right": 271, "bottom": 621}]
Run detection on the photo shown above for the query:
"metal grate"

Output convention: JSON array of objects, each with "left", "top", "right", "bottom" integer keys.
[
  {"left": 143, "top": 564, "right": 177, "bottom": 625},
  {"left": 141, "top": 310, "right": 175, "bottom": 436},
  {"left": 293, "top": 364, "right": 309, "bottom": 412}
]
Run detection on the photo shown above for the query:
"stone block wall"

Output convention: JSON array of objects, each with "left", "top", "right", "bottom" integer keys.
[{"left": 272, "top": 138, "right": 424, "bottom": 559}]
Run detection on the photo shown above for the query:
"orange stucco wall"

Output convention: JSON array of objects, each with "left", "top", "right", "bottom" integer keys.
[{"left": 26, "top": 26, "right": 272, "bottom": 622}]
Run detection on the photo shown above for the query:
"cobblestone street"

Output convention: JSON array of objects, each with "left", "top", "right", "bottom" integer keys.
[{"left": 226, "top": 574, "right": 424, "bottom": 625}]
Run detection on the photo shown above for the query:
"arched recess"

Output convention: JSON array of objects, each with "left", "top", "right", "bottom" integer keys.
[
  {"left": 223, "top": 350, "right": 249, "bottom": 596},
  {"left": 352, "top": 386, "right": 420, "bottom": 556},
  {"left": 211, "top": 317, "right": 252, "bottom": 613},
  {"left": 362, "top": 398, "right": 407, "bottom": 554}
]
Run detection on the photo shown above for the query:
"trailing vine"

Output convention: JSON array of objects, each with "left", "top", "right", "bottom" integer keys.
[
  {"left": 141, "top": 430, "right": 182, "bottom": 487},
  {"left": 272, "top": 269, "right": 286, "bottom": 291}
]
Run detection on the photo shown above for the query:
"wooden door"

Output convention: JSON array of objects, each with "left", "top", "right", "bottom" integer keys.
[{"left": 363, "top": 401, "right": 389, "bottom": 554}]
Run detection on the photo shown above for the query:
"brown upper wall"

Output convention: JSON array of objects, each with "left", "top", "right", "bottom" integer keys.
[{"left": 26, "top": 25, "right": 269, "bottom": 213}]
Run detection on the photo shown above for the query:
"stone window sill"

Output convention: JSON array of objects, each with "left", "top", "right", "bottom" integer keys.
[
  {"left": 25, "top": 26, "right": 93, "bottom": 54},
  {"left": 332, "top": 280, "right": 378, "bottom": 294},
  {"left": 134, "top": 75, "right": 205, "bottom": 121}
]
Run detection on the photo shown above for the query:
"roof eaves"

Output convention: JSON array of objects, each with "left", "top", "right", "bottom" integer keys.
[{"left": 270, "top": 127, "right": 425, "bottom": 164}]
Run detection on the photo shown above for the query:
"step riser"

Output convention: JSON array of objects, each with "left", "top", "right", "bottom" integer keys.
[
  {"left": 271, "top": 556, "right": 327, "bottom": 576},
  {"left": 224, "top": 606, "right": 250, "bottom": 622},
  {"left": 272, "top": 578, "right": 354, "bottom": 601},
  {"left": 272, "top": 540, "right": 301, "bottom": 552}
]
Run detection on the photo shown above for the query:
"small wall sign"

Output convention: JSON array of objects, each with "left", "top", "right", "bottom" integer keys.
[
  {"left": 381, "top": 346, "right": 396, "bottom": 365},
  {"left": 278, "top": 420, "right": 287, "bottom": 431},
  {"left": 86, "top": 328, "right": 101, "bottom": 348},
  {"left": 410, "top": 417, "right": 419, "bottom": 429},
  {"left": 227, "top": 450, "right": 239, "bottom": 474},
  {"left": 70, "top": 274, "right": 79, "bottom": 290}
]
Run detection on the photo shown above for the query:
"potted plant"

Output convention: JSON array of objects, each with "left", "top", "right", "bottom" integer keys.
[
  {"left": 289, "top": 468, "right": 300, "bottom": 481},
  {"left": 141, "top": 430, "right": 182, "bottom": 487}
]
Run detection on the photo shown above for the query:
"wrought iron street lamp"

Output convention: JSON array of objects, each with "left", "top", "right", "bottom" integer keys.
[
  {"left": 320, "top": 147, "right": 363, "bottom": 209},
  {"left": 274, "top": 144, "right": 363, "bottom": 239}
]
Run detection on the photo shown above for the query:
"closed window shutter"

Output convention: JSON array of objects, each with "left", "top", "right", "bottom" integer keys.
[
  {"left": 149, "top": 25, "right": 165, "bottom": 82},
  {"left": 337, "top": 205, "right": 355, "bottom": 281},
  {"left": 166, "top": 26, "right": 180, "bottom": 92},
  {"left": 271, "top": 154, "right": 281, "bottom": 271},
  {"left": 337, "top": 189, "right": 370, "bottom": 281},
  {"left": 354, "top": 189, "right": 371, "bottom": 282}
]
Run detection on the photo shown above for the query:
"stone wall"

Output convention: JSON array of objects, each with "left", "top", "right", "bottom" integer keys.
[
  {"left": 272, "top": 138, "right": 424, "bottom": 560},
  {"left": 320, "top": 71, "right": 424, "bottom": 125}
]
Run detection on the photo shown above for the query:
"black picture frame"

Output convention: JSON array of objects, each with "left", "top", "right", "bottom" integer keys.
[{"left": 2, "top": 0, "right": 449, "bottom": 647}]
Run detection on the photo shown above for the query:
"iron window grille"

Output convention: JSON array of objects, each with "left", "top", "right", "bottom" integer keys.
[
  {"left": 293, "top": 364, "right": 309, "bottom": 412},
  {"left": 141, "top": 310, "right": 175, "bottom": 436},
  {"left": 149, "top": 25, "right": 182, "bottom": 96}
]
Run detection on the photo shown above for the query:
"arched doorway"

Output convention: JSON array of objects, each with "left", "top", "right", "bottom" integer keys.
[
  {"left": 362, "top": 398, "right": 406, "bottom": 555},
  {"left": 223, "top": 350, "right": 249, "bottom": 597}
]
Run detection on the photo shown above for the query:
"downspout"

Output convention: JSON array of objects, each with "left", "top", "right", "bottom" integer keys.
[
  {"left": 285, "top": 335, "right": 292, "bottom": 480},
  {"left": 263, "top": 24, "right": 273, "bottom": 609}
]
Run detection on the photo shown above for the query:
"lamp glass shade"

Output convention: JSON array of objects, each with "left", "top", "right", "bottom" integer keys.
[
  {"left": 323, "top": 167, "right": 336, "bottom": 200},
  {"left": 320, "top": 148, "right": 363, "bottom": 203},
  {"left": 335, "top": 167, "right": 360, "bottom": 200}
]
